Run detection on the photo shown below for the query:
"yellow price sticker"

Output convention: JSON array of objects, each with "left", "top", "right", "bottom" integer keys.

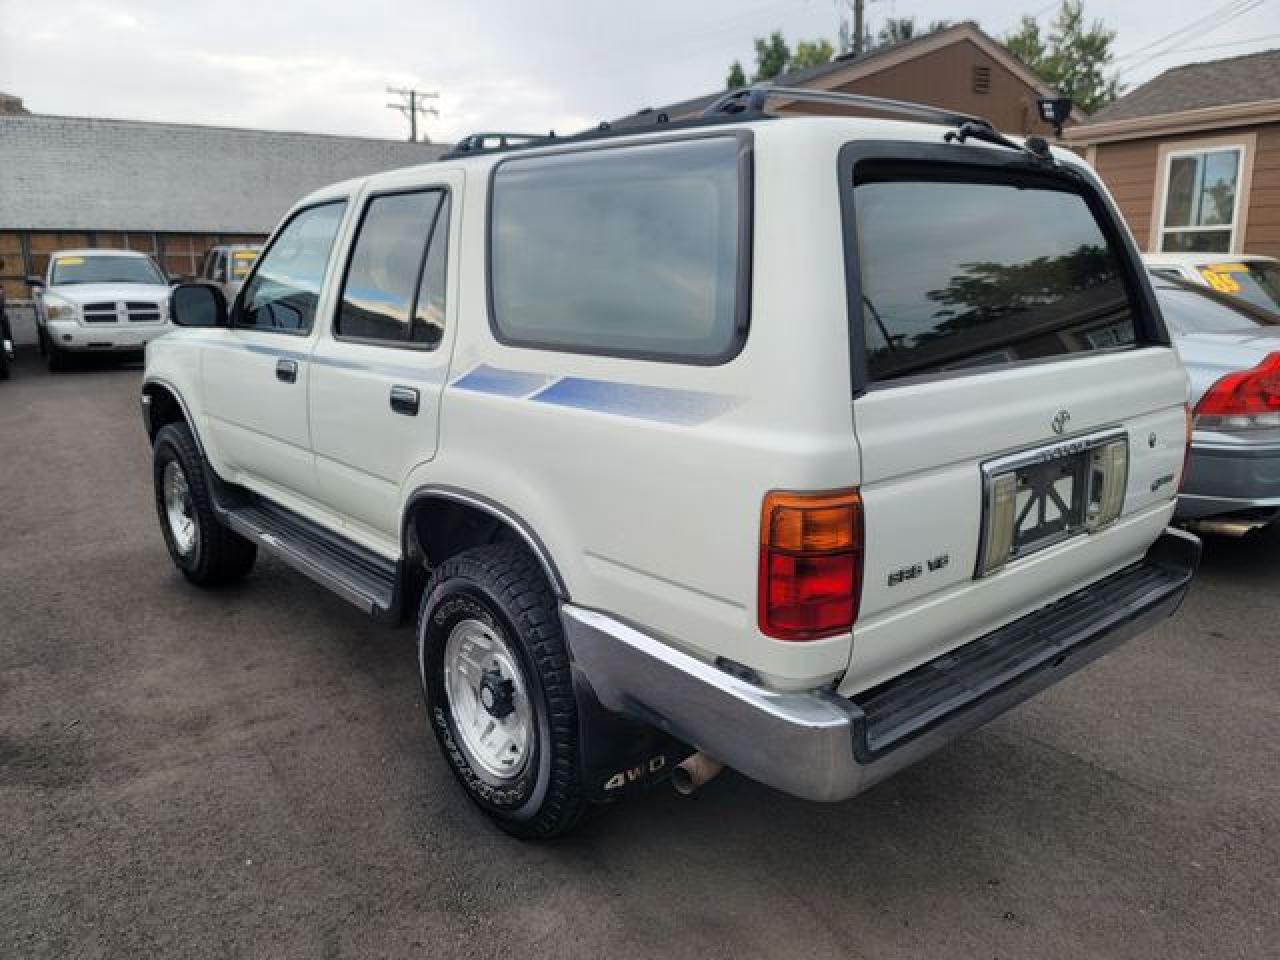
[
  {"left": 56, "top": 256, "right": 85, "bottom": 266},
  {"left": 232, "top": 250, "right": 258, "bottom": 260},
  {"left": 1201, "top": 268, "right": 1242, "bottom": 294},
  {"left": 1206, "top": 262, "right": 1248, "bottom": 273}
]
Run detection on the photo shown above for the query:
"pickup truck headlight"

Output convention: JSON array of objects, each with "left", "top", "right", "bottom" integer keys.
[{"left": 44, "top": 295, "right": 77, "bottom": 322}]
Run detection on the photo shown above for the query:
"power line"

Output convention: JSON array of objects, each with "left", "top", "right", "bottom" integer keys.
[
  {"left": 386, "top": 86, "right": 439, "bottom": 142},
  {"left": 1141, "top": 31, "right": 1280, "bottom": 57},
  {"left": 1111, "top": 0, "right": 1262, "bottom": 65},
  {"left": 1116, "top": 0, "right": 1267, "bottom": 77}
]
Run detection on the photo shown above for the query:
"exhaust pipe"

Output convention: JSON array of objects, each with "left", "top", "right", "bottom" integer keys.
[
  {"left": 1187, "top": 519, "right": 1261, "bottom": 537},
  {"left": 671, "top": 753, "right": 723, "bottom": 796}
]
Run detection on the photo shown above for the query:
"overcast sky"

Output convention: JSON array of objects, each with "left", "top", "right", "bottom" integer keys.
[{"left": 1, "top": 0, "right": 1275, "bottom": 142}]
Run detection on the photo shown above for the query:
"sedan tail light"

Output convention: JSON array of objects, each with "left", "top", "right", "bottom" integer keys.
[
  {"left": 1193, "top": 352, "right": 1280, "bottom": 431},
  {"left": 758, "top": 490, "right": 862, "bottom": 641}
]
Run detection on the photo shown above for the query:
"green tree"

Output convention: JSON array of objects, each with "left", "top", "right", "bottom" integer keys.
[
  {"left": 752, "top": 31, "right": 791, "bottom": 81},
  {"left": 877, "top": 17, "right": 917, "bottom": 46},
  {"left": 791, "top": 39, "right": 834, "bottom": 71},
  {"left": 726, "top": 31, "right": 836, "bottom": 86},
  {"left": 874, "top": 17, "right": 952, "bottom": 50},
  {"left": 1004, "top": 1, "right": 1120, "bottom": 113}
]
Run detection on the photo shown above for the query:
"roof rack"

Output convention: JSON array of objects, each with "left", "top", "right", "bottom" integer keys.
[
  {"left": 702, "top": 85, "right": 990, "bottom": 129},
  {"left": 443, "top": 131, "right": 556, "bottom": 159},
  {"left": 439, "top": 85, "right": 1015, "bottom": 162}
]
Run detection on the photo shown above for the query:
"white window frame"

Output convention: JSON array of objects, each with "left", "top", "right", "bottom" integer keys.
[{"left": 1150, "top": 133, "right": 1256, "bottom": 254}]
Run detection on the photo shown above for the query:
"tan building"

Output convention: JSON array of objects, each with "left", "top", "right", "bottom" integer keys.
[
  {"left": 617, "top": 21, "right": 1071, "bottom": 137},
  {"left": 1066, "top": 49, "right": 1280, "bottom": 258}
]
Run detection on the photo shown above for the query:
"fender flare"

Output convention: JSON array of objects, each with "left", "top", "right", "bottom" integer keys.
[
  {"left": 402, "top": 485, "right": 569, "bottom": 600},
  {"left": 140, "top": 377, "right": 207, "bottom": 458}
]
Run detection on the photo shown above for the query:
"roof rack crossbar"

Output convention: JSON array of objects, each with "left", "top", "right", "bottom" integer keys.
[
  {"left": 702, "top": 85, "right": 990, "bottom": 130},
  {"left": 444, "top": 131, "right": 555, "bottom": 159}
]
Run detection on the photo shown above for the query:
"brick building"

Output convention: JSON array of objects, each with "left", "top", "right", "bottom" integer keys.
[{"left": 0, "top": 93, "right": 446, "bottom": 306}]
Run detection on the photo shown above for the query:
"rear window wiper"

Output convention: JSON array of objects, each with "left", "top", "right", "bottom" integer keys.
[{"left": 944, "top": 121, "right": 1055, "bottom": 165}]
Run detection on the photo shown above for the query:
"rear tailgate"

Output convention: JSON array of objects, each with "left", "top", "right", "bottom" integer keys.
[{"left": 838, "top": 145, "right": 1188, "bottom": 696}]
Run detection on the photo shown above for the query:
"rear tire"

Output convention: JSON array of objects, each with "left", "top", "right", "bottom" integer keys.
[
  {"left": 152, "top": 423, "right": 257, "bottom": 585},
  {"left": 418, "top": 543, "right": 587, "bottom": 840}
]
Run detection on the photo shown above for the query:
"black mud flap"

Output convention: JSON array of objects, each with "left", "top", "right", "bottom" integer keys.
[{"left": 571, "top": 665, "right": 694, "bottom": 803}]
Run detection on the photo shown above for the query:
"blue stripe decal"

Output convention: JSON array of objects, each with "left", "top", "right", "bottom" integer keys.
[
  {"left": 451, "top": 364, "right": 553, "bottom": 398},
  {"left": 529, "top": 377, "right": 735, "bottom": 426}
]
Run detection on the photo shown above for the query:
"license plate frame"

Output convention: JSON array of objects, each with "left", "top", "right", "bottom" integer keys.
[{"left": 977, "top": 428, "right": 1129, "bottom": 575}]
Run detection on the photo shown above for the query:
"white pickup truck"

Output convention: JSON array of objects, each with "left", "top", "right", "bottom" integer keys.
[
  {"left": 141, "top": 88, "right": 1199, "bottom": 838},
  {"left": 30, "top": 249, "right": 172, "bottom": 370}
]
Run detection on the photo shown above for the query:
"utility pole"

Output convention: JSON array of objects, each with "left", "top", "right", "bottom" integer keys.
[
  {"left": 386, "top": 86, "right": 439, "bottom": 142},
  {"left": 853, "top": 0, "right": 864, "bottom": 56}
]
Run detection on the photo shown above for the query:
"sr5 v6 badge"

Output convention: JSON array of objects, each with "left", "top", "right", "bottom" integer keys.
[{"left": 887, "top": 553, "right": 950, "bottom": 586}]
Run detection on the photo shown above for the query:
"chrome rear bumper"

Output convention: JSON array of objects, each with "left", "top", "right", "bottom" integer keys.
[{"left": 562, "top": 529, "right": 1199, "bottom": 803}]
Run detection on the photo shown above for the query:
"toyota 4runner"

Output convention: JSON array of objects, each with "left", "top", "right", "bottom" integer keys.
[{"left": 142, "top": 87, "right": 1200, "bottom": 838}]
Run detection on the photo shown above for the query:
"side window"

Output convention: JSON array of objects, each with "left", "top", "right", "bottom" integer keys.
[
  {"left": 489, "top": 136, "right": 745, "bottom": 360},
  {"left": 212, "top": 252, "right": 227, "bottom": 282},
  {"left": 412, "top": 194, "right": 450, "bottom": 346},
  {"left": 336, "top": 189, "right": 447, "bottom": 346},
  {"left": 238, "top": 201, "right": 347, "bottom": 334}
]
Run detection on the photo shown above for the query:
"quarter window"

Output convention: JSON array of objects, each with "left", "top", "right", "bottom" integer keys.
[
  {"left": 336, "top": 190, "right": 448, "bottom": 346},
  {"left": 489, "top": 137, "right": 745, "bottom": 361},
  {"left": 1159, "top": 146, "right": 1242, "bottom": 253},
  {"left": 238, "top": 201, "right": 346, "bottom": 334}
]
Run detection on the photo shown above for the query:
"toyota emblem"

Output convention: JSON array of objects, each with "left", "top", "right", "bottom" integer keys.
[{"left": 1051, "top": 410, "right": 1071, "bottom": 435}]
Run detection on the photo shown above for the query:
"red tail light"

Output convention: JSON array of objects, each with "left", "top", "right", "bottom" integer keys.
[
  {"left": 1193, "top": 352, "right": 1280, "bottom": 431},
  {"left": 758, "top": 490, "right": 863, "bottom": 641}
]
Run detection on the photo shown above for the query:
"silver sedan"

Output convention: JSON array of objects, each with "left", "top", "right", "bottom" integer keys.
[{"left": 1157, "top": 279, "right": 1280, "bottom": 533}]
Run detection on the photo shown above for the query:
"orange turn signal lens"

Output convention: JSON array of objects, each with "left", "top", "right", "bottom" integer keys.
[{"left": 761, "top": 490, "right": 861, "bottom": 552}]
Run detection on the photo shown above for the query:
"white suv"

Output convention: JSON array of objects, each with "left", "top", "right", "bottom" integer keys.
[
  {"left": 141, "top": 88, "right": 1200, "bottom": 838},
  {"left": 31, "top": 249, "right": 172, "bottom": 370}
]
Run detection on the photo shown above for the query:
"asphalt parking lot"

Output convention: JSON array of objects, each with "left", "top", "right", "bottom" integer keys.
[{"left": 1, "top": 352, "right": 1277, "bottom": 960}]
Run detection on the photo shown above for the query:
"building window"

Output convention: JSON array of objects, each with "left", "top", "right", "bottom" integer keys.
[
  {"left": 1158, "top": 145, "right": 1244, "bottom": 253},
  {"left": 972, "top": 65, "right": 991, "bottom": 94}
]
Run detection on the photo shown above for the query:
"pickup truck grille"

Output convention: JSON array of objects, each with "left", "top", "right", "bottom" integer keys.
[
  {"left": 126, "top": 302, "right": 163, "bottom": 323},
  {"left": 79, "top": 301, "right": 164, "bottom": 324},
  {"left": 82, "top": 302, "right": 117, "bottom": 323}
]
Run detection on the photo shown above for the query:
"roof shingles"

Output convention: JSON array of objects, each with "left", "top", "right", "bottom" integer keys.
[{"left": 1086, "top": 48, "right": 1280, "bottom": 125}]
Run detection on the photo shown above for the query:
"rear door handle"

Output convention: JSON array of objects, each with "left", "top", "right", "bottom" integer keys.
[
  {"left": 390, "top": 385, "right": 420, "bottom": 416},
  {"left": 276, "top": 358, "right": 298, "bottom": 383}
]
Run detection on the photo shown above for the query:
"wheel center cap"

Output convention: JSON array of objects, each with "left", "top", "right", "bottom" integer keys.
[{"left": 478, "top": 668, "right": 515, "bottom": 719}]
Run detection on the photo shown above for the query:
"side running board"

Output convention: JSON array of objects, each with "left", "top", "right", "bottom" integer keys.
[{"left": 217, "top": 500, "right": 401, "bottom": 619}]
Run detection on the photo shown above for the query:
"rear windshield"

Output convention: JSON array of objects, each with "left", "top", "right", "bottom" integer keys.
[
  {"left": 1194, "top": 261, "right": 1280, "bottom": 314},
  {"left": 853, "top": 175, "right": 1137, "bottom": 381},
  {"left": 1155, "top": 285, "right": 1268, "bottom": 335}
]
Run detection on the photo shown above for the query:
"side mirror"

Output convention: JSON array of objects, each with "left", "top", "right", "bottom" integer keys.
[
  {"left": 26, "top": 275, "right": 44, "bottom": 288},
  {"left": 170, "top": 282, "right": 228, "bottom": 328}
]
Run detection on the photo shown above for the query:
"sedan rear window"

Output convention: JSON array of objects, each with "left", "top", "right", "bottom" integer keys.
[{"left": 853, "top": 174, "right": 1137, "bottom": 381}]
